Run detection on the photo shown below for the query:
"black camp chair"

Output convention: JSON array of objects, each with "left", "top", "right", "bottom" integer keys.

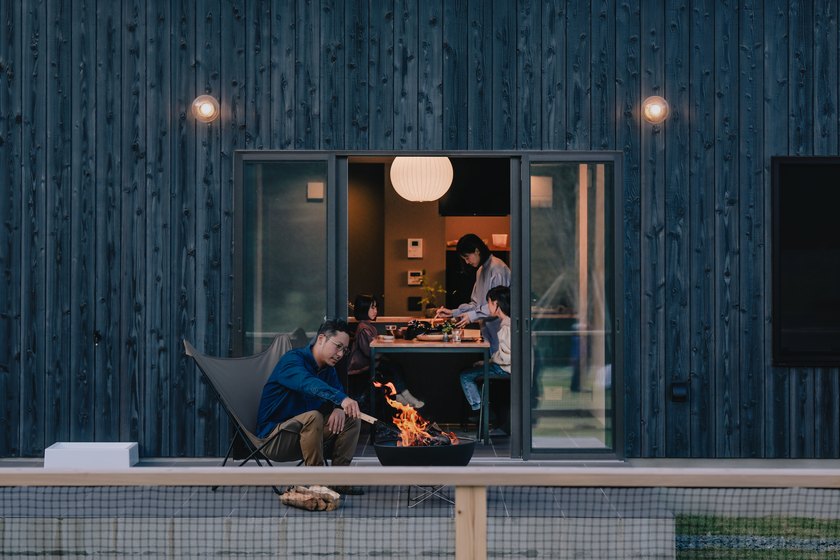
[{"left": 183, "top": 335, "right": 292, "bottom": 468}]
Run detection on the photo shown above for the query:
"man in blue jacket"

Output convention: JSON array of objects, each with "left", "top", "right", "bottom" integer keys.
[{"left": 257, "top": 319, "right": 361, "bottom": 471}]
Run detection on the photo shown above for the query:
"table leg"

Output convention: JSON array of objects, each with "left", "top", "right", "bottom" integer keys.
[{"left": 482, "top": 349, "right": 489, "bottom": 444}]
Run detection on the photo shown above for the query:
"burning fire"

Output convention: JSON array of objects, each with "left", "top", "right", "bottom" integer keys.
[{"left": 374, "top": 381, "right": 459, "bottom": 446}]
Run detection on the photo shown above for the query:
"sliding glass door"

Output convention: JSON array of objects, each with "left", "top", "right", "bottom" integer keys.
[
  {"left": 233, "top": 153, "right": 342, "bottom": 355},
  {"left": 232, "top": 150, "right": 622, "bottom": 459},
  {"left": 521, "top": 154, "right": 622, "bottom": 458}
]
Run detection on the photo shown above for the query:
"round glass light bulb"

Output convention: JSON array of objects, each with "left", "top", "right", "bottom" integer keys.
[
  {"left": 642, "top": 95, "right": 669, "bottom": 124},
  {"left": 192, "top": 95, "right": 220, "bottom": 123}
]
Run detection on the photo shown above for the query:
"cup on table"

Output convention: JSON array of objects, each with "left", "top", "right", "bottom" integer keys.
[
  {"left": 385, "top": 325, "right": 397, "bottom": 337},
  {"left": 452, "top": 328, "right": 463, "bottom": 343}
]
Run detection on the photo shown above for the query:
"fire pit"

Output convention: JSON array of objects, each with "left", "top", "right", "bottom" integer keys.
[
  {"left": 369, "top": 381, "right": 477, "bottom": 466},
  {"left": 374, "top": 438, "right": 476, "bottom": 466}
]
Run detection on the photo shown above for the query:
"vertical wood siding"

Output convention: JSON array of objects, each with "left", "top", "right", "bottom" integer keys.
[
  {"left": 738, "top": 0, "right": 764, "bottom": 457},
  {"left": 0, "top": 0, "right": 23, "bottom": 455},
  {"left": 616, "top": 0, "right": 641, "bottom": 456},
  {"left": 21, "top": 0, "right": 48, "bottom": 456},
  {"left": 2, "top": 0, "right": 840, "bottom": 458},
  {"left": 663, "top": 0, "right": 690, "bottom": 458},
  {"left": 93, "top": 0, "right": 121, "bottom": 445},
  {"left": 640, "top": 0, "right": 665, "bottom": 457},
  {"left": 70, "top": 0, "right": 96, "bottom": 444},
  {"left": 144, "top": 0, "right": 171, "bottom": 457}
]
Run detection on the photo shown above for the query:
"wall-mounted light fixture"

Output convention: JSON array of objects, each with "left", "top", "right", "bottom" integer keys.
[
  {"left": 306, "top": 181, "right": 325, "bottom": 202},
  {"left": 192, "top": 94, "right": 220, "bottom": 123},
  {"left": 389, "top": 156, "right": 454, "bottom": 202},
  {"left": 642, "top": 95, "right": 669, "bottom": 124}
]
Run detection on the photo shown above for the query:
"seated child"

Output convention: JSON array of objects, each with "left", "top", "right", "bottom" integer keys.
[
  {"left": 459, "top": 286, "right": 510, "bottom": 413},
  {"left": 348, "top": 294, "right": 424, "bottom": 409}
]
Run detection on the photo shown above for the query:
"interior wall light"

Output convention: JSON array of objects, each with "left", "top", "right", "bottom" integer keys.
[
  {"left": 531, "top": 176, "right": 553, "bottom": 208},
  {"left": 642, "top": 95, "right": 669, "bottom": 124},
  {"left": 192, "top": 94, "right": 220, "bottom": 123},
  {"left": 389, "top": 156, "right": 454, "bottom": 202}
]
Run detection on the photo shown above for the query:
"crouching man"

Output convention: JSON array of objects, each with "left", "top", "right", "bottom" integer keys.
[{"left": 257, "top": 319, "right": 361, "bottom": 475}]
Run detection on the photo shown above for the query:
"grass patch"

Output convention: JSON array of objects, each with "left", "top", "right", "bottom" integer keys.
[
  {"left": 677, "top": 515, "right": 840, "bottom": 539},
  {"left": 678, "top": 550, "right": 840, "bottom": 559}
]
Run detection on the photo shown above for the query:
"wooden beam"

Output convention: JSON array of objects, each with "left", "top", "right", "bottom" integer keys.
[{"left": 455, "top": 486, "right": 487, "bottom": 560}]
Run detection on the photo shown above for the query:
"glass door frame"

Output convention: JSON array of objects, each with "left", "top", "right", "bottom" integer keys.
[
  {"left": 519, "top": 152, "right": 624, "bottom": 460},
  {"left": 233, "top": 151, "right": 341, "bottom": 356}
]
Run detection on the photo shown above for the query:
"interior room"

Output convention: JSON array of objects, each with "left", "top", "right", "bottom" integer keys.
[{"left": 347, "top": 155, "right": 512, "bottom": 428}]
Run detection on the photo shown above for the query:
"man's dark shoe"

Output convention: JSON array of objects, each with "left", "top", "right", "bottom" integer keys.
[{"left": 330, "top": 485, "right": 365, "bottom": 496}]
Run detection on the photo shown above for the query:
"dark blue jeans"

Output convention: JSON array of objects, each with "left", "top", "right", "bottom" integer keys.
[{"left": 459, "top": 362, "right": 509, "bottom": 411}]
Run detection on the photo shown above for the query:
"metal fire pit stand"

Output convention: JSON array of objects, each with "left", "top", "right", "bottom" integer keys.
[
  {"left": 369, "top": 339, "right": 491, "bottom": 443},
  {"left": 407, "top": 485, "right": 453, "bottom": 507}
]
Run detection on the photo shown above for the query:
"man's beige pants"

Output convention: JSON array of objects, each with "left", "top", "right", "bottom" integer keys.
[{"left": 262, "top": 410, "right": 360, "bottom": 466}]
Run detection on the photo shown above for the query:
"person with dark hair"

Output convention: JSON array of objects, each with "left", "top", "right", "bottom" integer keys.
[
  {"left": 256, "top": 319, "right": 362, "bottom": 483},
  {"left": 459, "top": 286, "right": 511, "bottom": 414},
  {"left": 348, "top": 294, "right": 424, "bottom": 408},
  {"left": 436, "top": 233, "right": 511, "bottom": 352}
]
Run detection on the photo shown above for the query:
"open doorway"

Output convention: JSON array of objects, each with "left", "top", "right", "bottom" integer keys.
[
  {"left": 347, "top": 155, "right": 512, "bottom": 429},
  {"left": 348, "top": 156, "right": 511, "bottom": 316}
]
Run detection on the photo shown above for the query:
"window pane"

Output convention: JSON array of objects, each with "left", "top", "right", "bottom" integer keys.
[
  {"left": 529, "top": 162, "right": 615, "bottom": 451},
  {"left": 242, "top": 161, "right": 328, "bottom": 353}
]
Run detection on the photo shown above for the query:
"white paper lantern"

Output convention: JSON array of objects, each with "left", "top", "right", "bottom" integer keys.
[{"left": 390, "top": 156, "right": 454, "bottom": 202}]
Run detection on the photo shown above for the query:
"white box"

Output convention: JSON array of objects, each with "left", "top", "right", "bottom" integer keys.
[
  {"left": 491, "top": 233, "right": 508, "bottom": 247},
  {"left": 44, "top": 442, "right": 139, "bottom": 469},
  {"left": 407, "top": 270, "right": 424, "bottom": 285},
  {"left": 407, "top": 238, "right": 423, "bottom": 258}
]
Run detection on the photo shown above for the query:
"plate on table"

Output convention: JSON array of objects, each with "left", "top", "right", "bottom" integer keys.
[{"left": 416, "top": 334, "right": 445, "bottom": 341}]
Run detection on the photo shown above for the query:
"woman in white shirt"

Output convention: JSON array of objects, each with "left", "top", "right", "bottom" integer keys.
[
  {"left": 435, "top": 234, "right": 511, "bottom": 353},
  {"left": 459, "top": 286, "right": 511, "bottom": 413}
]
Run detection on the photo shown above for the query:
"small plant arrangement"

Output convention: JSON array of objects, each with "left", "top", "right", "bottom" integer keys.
[
  {"left": 418, "top": 278, "right": 447, "bottom": 312},
  {"left": 439, "top": 320, "right": 455, "bottom": 335}
]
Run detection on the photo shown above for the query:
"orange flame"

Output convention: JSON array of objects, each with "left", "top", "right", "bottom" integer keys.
[{"left": 374, "top": 381, "right": 459, "bottom": 446}]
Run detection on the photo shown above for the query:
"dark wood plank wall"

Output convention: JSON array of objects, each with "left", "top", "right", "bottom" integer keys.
[
  {"left": 664, "top": 0, "right": 690, "bottom": 457},
  {"left": 0, "top": 0, "right": 23, "bottom": 454},
  {"left": 1, "top": 0, "right": 839, "bottom": 458}
]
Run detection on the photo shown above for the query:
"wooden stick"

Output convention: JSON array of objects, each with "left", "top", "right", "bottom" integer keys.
[{"left": 359, "top": 412, "right": 378, "bottom": 425}]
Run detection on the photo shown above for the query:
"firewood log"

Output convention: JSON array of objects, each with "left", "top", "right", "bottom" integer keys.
[{"left": 280, "top": 485, "right": 341, "bottom": 511}]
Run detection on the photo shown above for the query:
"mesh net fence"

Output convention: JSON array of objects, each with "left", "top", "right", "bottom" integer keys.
[{"left": 2, "top": 484, "right": 840, "bottom": 558}]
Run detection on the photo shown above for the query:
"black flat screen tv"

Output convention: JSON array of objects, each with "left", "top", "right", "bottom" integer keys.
[{"left": 772, "top": 156, "right": 840, "bottom": 366}]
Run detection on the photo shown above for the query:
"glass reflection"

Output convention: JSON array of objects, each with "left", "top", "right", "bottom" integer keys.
[
  {"left": 242, "top": 161, "right": 328, "bottom": 353},
  {"left": 530, "top": 163, "right": 614, "bottom": 451}
]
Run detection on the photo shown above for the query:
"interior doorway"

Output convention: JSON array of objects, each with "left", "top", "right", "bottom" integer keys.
[
  {"left": 348, "top": 156, "right": 512, "bottom": 317},
  {"left": 347, "top": 155, "right": 513, "bottom": 432}
]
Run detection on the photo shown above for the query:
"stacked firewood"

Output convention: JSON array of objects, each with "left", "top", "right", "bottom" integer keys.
[{"left": 279, "top": 485, "right": 341, "bottom": 511}]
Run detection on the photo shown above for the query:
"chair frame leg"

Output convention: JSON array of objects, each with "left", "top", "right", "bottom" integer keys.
[{"left": 406, "top": 485, "right": 453, "bottom": 508}]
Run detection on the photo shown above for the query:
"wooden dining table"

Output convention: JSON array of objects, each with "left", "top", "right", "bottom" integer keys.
[{"left": 369, "top": 337, "right": 492, "bottom": 444}]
